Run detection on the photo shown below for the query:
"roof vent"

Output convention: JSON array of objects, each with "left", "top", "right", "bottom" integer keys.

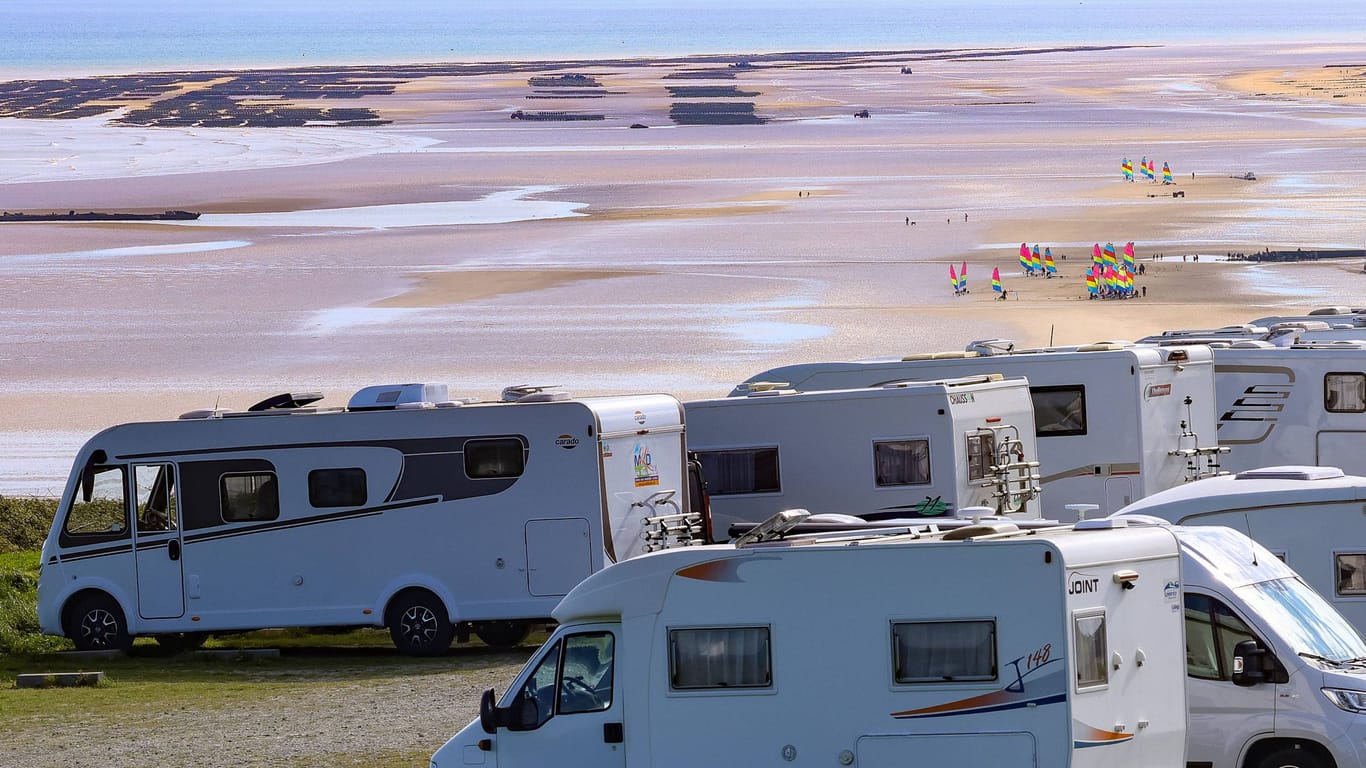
[
  {"left": 942, "top": 521, "right": 1020, "bottom": 540},
  {"left": 1077, "top": 341, "right": 1133, "bottom": 352},
  {"left": 1309, "top": 306, "right": 1353, "bottom": 316},
  {"left": 1230, "top": 340, "right": 1275, "bottom": 348},
  {"left": 349, "top": 383, "right": 449, "bottom": 411},
  {"left": 179, "top": 408, "right": 232, "bottom": 420},
  {"left": 965, "top": 339, "right": 1016, "bottom": 356},
  {"left": 1234, "top": 466, "right": 1345, "bottom": 481},
  {"left": 1074, "top": 518, "right": 1128, "bottom": 530},
  {"left": 248, "top": 392, "right": 324, "bottom": 411},
  {"left": 500, "top": 384, "right": 567, "bottom": 402}
]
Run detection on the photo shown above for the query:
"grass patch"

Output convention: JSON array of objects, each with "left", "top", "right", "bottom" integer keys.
[
  {"left": 0, "top": 495, "right": 57, "bottom": 554},
  {"left": 0, "top": 549, "right": 70, "bottom": 655}
]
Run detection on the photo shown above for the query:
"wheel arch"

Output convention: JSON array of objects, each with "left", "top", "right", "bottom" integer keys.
[
  {"left": 60, "top": 586, "right": 131, "bottom": 637},
  {"left": 382, "top": 584, "right": 454, "bottom": 627},
  {"left": 1244, "top": 737, "right": 1336, "bottom": 768}
]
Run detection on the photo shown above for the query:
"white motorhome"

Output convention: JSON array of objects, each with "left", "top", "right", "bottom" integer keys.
[
  {"left": 37, "top": 385, "right": 705, "bottom": 655},
  {"left": 434, "top": 514, "right": 1188, "bottom": 767},
  {"left": 1211, "top": 340, "right": 1366, "bottom": 474},
  {"left": 1117, "top": 465, "right": 1366, "bottom": 633},
  {"left": 685, "top": 375, "right": 1041, "bottom": 539},
  {"left": 1146, "top": 519, "right": 1366, "bottom": 768},
  {"left": 1248, "top": 307, "right": 1366, "bottom": 329},
  {"left": 731, "top": 341, "right": 1223, "bottom": 518}
]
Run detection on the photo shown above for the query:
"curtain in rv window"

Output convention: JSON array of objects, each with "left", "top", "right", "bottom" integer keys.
[
  {"left": 695, "top": 448, "right": 780, "bottom": 495},
  {"left": 1325, "top": 373, "right": 1366, "bottom": 413},
  {"left": 669, "top": 627, "right": 771, "bottom": 690},
  {"left": 1337, "top": 554, "right": 1366, "bottom": 595},
  {"left": 221, "top": 472, "right": 280, "bottom": 522},
  {"left": 874, "top": 439, "right": 931, "bottom": 486},
  {"left": 308, "top": 468, "right": 367, "bottom": 508},
  {"left": 1073, "top": 611, "right": 1108, "bottom": 689},
  {"left": 966, "top": 432, "right": 996, "bottom": 482},
  {"left": 892, "top": 620, "right": 996, "bottom": 683},
  {"left": 1031, "top": 386, "right": 1087, "bottom": 436}
]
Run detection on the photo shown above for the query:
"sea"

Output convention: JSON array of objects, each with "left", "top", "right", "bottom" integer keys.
[{"left": 1, "top": 0, "right": 1365, "bottom": 78}]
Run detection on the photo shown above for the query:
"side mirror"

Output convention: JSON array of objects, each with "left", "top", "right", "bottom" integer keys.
[
  {"left": 1231, "top": 639, "right": 1270, "bottom": 686},
  {"left": 479, "top": 688, "right": 502, "bottom": 734}
]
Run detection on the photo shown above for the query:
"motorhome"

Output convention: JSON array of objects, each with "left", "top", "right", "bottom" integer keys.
[
  {"left": 1117, "top": 465, "right": 1366, "bottom": 632},
  {"left": 434, "top": 513, "right": 1188, "bottom": 767},
  {"left": 685, "top": 375, "right": 1041, "bottom": 539},
  {"left": 37, "top": 385, "right": 705, "bottom": 655},
  {"left": 731, "top": 341, "right": 1223, "bottom": 519},
  {"left": 1210, "top": 340, "right": 1366, "bottom": 474},
  {"left": 1247, "top": 307, "right": 1366, "bottom": 329},
  {"left": 1135, "top": 322, "right": 1339, "bottom": 348}
]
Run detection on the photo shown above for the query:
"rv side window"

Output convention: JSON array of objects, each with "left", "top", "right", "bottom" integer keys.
[
  {"left": 1325, "top": 373, "right": 1366, "bottom": 413},
  {"left": 220, "top": 472, "right": 280, "bottom": 522},
  {"left": 1073, "top": 611, "right": 1108, "bottom": 689},
  {"left": 308, "top": 468, "right": 367, "bottom": 508},
  {"left": 965, "top": 432, "right": 995, "bottom": 482},
  {"left": 695, "top": 449, "right": 781, "bottom": 496},
  {"left": 63, "top": 465, "right": 129, "bottom": 540},
  {"left": 1183, "top": 593, "right": 1261, "bottom": 681},
  {"left": 892, "top": 620, "right": 996, "bottom": 683},
  {"left": 464, "top": 438, "right": 525, "bottom": 479},
  {"left": 669, "top": 626, "right": 771, "bottom": 690},
  {"left": 1336, "top": 554, "right": 1366, "bottom": 596},
  {"left": 1031, "top": 386, "right": 1086, "bottom": 437},
  {"left": 873, "top": 439, "right": 931, "bottom": 486}
]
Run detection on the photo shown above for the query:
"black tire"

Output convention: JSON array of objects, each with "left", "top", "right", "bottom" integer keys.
[
  {"left": 475, "top": 620, "right": 531, "bottom": 649},
  {"left": 1253, "top": 745, "right": 1327, "bottom": 768},
  {"left": 66, "top": 594, "right": 132, "bottom": 652},
  {"left": 388, "top": 592, "right": 454, "bottom": 656}
]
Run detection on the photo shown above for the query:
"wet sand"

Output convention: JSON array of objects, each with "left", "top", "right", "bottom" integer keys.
[{"left": 3, "top": 42, "right": 1366, "bottom": 495}]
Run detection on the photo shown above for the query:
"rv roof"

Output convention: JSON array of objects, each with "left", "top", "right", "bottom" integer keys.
[{"left": 1118, "top": 465, "right": 1366, "bottom": 517}]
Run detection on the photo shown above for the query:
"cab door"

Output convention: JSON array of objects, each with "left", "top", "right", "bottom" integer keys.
[
  {"left": 495, "top": 626, "right": 625, "bottom": 768},
  {"left": 132, "top": 463, "right": 185, "bottom": 619},
  {"left": 1182, "top": 592, "right": 1278, "bottom": 767}
]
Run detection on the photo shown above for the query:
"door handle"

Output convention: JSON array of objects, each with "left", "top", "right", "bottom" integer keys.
[
  {"left": 603, "top": 722, "right": 623, "bottom": 743},
  {"left": 167, "top": 539, "right": 181, "bottom": 562}
]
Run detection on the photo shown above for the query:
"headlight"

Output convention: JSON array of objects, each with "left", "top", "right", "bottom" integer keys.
[{"left": 1322, "top": 687, "right": 1366, "bottom": 713}]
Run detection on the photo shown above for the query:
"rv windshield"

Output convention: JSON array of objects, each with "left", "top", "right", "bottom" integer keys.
[{"left": 1238, "top": 577, "right": 1366, "bottom": 662}]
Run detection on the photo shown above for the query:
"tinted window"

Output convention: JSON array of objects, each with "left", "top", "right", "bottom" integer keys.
[
  {"left": 669, "top": 627, "right": 771, "bottom": 690},
  {"left": 696, "top": 448, "right": 780, "bottom": 495},
  {"left": 1032, "top": 386, "right": 1086, "bottom": 436},
  {"left": 874, "top": 439, "right": 931, "bottom": 486},
  {"left": 1325, "top": 373, "right": 1366, "bottom": 413},
  {"left": 465, "top": 438, "right": 525, "bottom": 479},
  {"left": 221, "top": 472, "right": 279, "bottom": 522},
  {"left": 1339, "top": 554, "right": 1366, "bottom": 595},
  {"left": 892, "top": 620, "right": 996, "bottom": 683},
  {"left": 308, "top": 468, "right": 367, "bottom": 508},
  {"left": 1184, "top": 592, "right": 1266, "bottom": 681}
]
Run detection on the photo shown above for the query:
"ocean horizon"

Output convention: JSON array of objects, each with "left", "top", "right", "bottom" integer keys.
[{"left": 2, "top": 0, "right": 1365, "bottom": 78}]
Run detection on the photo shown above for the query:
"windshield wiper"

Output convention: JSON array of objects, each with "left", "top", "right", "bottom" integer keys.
[{"left": 1298, "top": 652, "right": 1348, "bottom": 667}]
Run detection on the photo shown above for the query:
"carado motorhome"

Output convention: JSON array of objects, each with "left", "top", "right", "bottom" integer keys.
[
  {"left": 1211, "top": 340, "right": 1366, "bottom": 474},
  {"left": 433, "top": 513, "right": 1188, "bottom": 767},
  {"left": 37, "top": 385, "right": 705, "bottom": 655},
  {"left": 731, "top": 341, "right": 1223, "bottom": 519},
  {"left": 685, "top": 375, "right": 1041, "bottom": 538}
]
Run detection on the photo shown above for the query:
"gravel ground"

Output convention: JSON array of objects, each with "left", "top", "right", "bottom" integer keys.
[{"left": 7, "top": 652, "right": 529, "bottom": 768}]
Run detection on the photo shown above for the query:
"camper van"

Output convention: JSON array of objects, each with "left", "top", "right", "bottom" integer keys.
[
  {"left": 685, "top": 375, "right": 1041, "bottom": 539},
  {"left": 731, "top": 341, "right": 1222, "bottom": 519},
  {"left": 434, "top": 513, "right": 1188, "bottom": 767},
  {"left": 37, "top": 385, "right": 705, "bottom": 655},
  {"left": 1211, "top": 340, "right": 1366, "bottom": 474}
]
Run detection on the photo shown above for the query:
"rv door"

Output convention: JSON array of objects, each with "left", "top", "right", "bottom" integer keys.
[
  {"left": 132, "top": 463, "right": 186, "bottom": 620},
  {"left": 485, "top": 625, "right": 624, "bottom": 768}
]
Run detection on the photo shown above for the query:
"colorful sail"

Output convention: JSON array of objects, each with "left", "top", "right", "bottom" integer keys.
[
  {"left": 1092, "top": 243, "right": 1103, "bottom": 266},
  {"left": 1103, "top": 242, "right": 1118, "bottom": 268},
  {"left": 1162, "top": 162, "right": 1173, "bottom": 184},
  {"left": 1123, "top": 241, "right": 1136, "bottom": 273},
  {"left": 992, "top": 267, "right": 1003, "bottom": 293},
  {"left": 959, "top": 262, "right": 968, "bottom": 292},
  {"left": 1085, "top": 266, "right": 1098, "bottom": 294},
  {"left": 1043, "top": 248, "right": 1056, "bottom": 274},
  {"left": 1019, "top": 243, "right": 1031, "bottom": 271},
  {"left": 1121, "top": 157, "right": 1133, "bottom": 181},
  {"left": 949, "top": 264, "right": 958, "bottom": 292},
  {"left": 1147, "top": 159, "right": 1157, "bottom": 181},
  {"left": 1031, "top": 244, "right": 1042, "bottom": 272}
]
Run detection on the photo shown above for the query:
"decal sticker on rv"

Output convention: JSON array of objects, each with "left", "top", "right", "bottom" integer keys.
[
  {"left": 555, "top": 434, "right": 580, "bottom": 450},
  {"left": 948, "top": 392, "right": 976, "bottom": 404},
  {"left": 633, "top": 410, "right": 646, "bottom": 425},
  {"left": 1164, "top": 580, "right": 1181, "bottom": 611},
  {"left": 1067, "top": 571, "right": 1100, "bottom": 595},
  {"left": 891, "top": 656, "right": 1065, "bottom": 719},
  {"left": 1145, "top": 383, "right": 1171, "bottom": 399},
  {"left": 1214, "top": 365, "right": 1294, "bottom": 445},
  {"left": 634, "top": 442, "right": 659, "bottom": 487},
  {"left": 1073, "top": 722, "right": 1136, "bottom": 749}
]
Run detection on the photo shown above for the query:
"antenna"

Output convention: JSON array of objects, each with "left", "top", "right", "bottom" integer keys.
[
  {"left": 1049, "top": 324, "right": 1055, "bottom": 346},
  {"left": 1242, "top": 512, "right": 1258, "bottom": 566}
]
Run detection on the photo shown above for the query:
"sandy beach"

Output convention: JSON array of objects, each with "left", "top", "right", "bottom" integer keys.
[{"left": 3, "top": 42, "right": 1366, "bottom": 495}]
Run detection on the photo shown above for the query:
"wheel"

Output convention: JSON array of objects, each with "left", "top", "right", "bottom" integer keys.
[
  {"left": 66, "top": 594, "right": 132, "bottom": 651},
  {"left": 1253, "top": 745, "right": 1326, "bottom": 768},
  {"left": 475, "top": 620, "right": 531, "bottom": 649},
  {"left": 388, "top": 592, "right": 454, "bottom": 656}
]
